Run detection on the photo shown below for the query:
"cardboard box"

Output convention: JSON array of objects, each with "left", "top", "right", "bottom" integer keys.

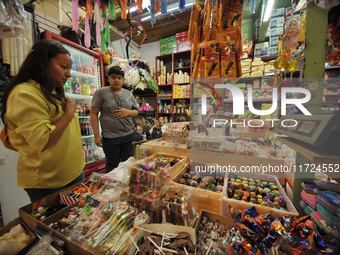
[
  {"left": 0, "top": 217, "right": 39, "bottom": 255},
  {"left": 254, "top": 42, "right": 268, "bottom": 57},
  {"left": 270, "top": 35, "right": 279, "bottom": 47},
  {"left": 269, "top": 17, "right": 285, "bottom": 29},
  {"left": 270, "top": 27, "right": 284, "bottom": 37},
  {"left": 271, "top": 8, "right": 285, "bottom": 18},
  {"left": 177, "top": 37, "right": 192, "bottom": 52},
  {"left": 222, "top": 172, "right": 299, "bottom": 219},
  {"left": 269, "top": 46, "right": 278, "bottom": 56},
  {"left": 285, "top": 6, "right": 293, "bottom": 14}
]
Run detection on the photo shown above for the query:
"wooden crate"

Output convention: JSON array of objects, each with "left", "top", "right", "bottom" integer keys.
[
  {"left": 221, "top": 172, "right": 299, "bottom": 219},
  {"left": 195, "top": 210, "right": 235, "bottom": 232},
  {"left": 0, "top": 217, "right": 39, "bottom": 255},
  {"left": 171, "top": 164, "right": 222, "bottom": 215}
]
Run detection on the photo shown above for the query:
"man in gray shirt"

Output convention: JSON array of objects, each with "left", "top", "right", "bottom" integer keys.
[{"left": 91, "top": 66, "right": 139, "bottom": 172}]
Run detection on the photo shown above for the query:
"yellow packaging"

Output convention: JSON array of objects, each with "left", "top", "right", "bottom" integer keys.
[
  {"left": 261, "top": 104, "right": 279, "bottom": 120},
  {"left": 253, "top": 79, "right": 260, "bottom": 89},
  {"left": 205, "top": 41, "right": 220, "bottom": 78},
  {"left": 220, "top": 42, "right": 236, "bottom": 78}
]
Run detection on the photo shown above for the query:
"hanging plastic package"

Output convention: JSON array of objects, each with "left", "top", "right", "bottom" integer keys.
[
  {"left": 0, "top": 0, "right": 28, "bottom": 39},
  {"left": 72, "top": 0, "right": 79, "bottom": 32},
  {"left": 315, "top": 0, "right": 340, "bottom": 8}
]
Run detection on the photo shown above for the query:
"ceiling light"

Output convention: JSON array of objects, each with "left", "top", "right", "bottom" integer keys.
[
  {"left": 263, "top": 0, "right": 275, "bottom": 22},
  {"left": 141, "top": 1, "right": 194, "bottom": 22}
]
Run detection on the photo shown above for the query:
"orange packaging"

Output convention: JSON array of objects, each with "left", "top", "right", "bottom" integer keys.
[
  {"left": 205, "top": 41, "right": 220, "bottom": 78},
  {"left": 253, "top": 80, "right": 260, "bottom": 89},
  {"left": 220, "top": 42, "right": 237, "bottom": 78},
  {"left": 199, "top": 52, "right": 206, "bottom": 78}
]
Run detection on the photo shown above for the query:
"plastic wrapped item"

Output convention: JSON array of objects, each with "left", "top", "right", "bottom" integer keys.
[
  {"left": 0, "top": 0, "right": 28, "bottom": 38},
  {"left": 316, "top": 179, "right": 340, "bottom": 193},
  {"left": 315, "top": 0, "right": 340, "bottom": 8},
  {"left": 26, "top": 234, "right": 63, "bottom": 255},
  {"left": 301, "top": 190, "right": 318, "bottom": 209},
  {"left": 317, "top": 191, "right": 340, "bottom": 215},
  {"left": 268, "top": 236, "right": 318, "bottom": 255},
  {"left": 301, "top": 182, "right": 317, "bottom": 194},
  {"left": 317, "top": 203, "right": 340, "bottom": 227}
]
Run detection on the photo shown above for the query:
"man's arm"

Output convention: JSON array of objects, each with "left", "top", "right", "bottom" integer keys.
[{"left": 90, "top": 106, "right": 102, "bottom": 147}]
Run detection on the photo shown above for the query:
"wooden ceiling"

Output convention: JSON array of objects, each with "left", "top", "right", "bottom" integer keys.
[{"left": 109, "top": 3, "right": 193, "bottom": 45}]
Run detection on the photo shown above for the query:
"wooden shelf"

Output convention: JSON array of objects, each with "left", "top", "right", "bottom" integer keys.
[
  {"left": 158, "top": 84, "right": 173, "bottom": 86},
  {"left": 277, "top": 137, "right": 340, "bottom": 164},
  {"left": 158, "top": 98, "right": 172, "bottom": 100},
  {"left": 158, "top": 113, "right": 172, "bottom": 114},
  {"left": 174, "top": 82, "right": 190, "bottom": 85},
  {"left": 174, "top": 66, "right": 191, "bottom": 71},
  {"left": 174, "top": 97, "right": 190, "bottom": 99}
]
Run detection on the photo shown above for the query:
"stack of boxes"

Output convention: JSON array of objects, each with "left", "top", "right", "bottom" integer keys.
[
  {"left": 173, "top": 84, "right": 190, "bottom": 99},
  {"left": 269, "top": 7, "right": 285, "bottom": 56},
  {"left": 176, "top": 31, "right": 192, "bottom": 52},
  {"left": 241, "top": 59, "right": 252, "bottom": 78},
  {"left": 240, "top": 57, "right": 264, "bottom": 78},
  {"left": 159, "top": 36, "right": 177, "bottom": 55}
]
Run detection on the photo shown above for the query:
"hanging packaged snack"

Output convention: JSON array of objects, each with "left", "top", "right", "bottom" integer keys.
[
  {"left": 221, "top": 42, "right": 237, "bottom": 78},
  {"left": 226, "top": 4, "right": 243, "bottom": 32},
  {"left": 188, "top": 0, "right": 201, "bottom": 44},
  {"left": 205, "top": 40, "right": 221, "bottom": 78}
]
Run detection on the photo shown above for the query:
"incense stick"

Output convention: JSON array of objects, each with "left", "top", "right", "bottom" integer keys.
[{"left": 206, "top": 241, "right": 213, "bottom": 255}]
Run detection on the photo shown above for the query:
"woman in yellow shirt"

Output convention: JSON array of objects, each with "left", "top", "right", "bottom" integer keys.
[{"left": 0, "top": 39, "right": 85, "bottom": 202}]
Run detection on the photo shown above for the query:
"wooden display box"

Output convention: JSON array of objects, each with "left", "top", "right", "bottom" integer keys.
[
  {"left": 20, "top": 209, "right": 92, "bottom": 255},
  {"left": 232, "top": 131, "right": 267, "bottom": 138},
  {"left": 221, "top": 172, "right": 299, "bottom": 219},
  {"left": 171, "top": 163, "right": 223, "bottom": 215},
  {"left": 0, "top": 217, "right": 39, "bottom": 255},
  {"left": 19, "top": 182, "right": 81, "bottom": 226},
  {"left": 195, "top": 210, "right": 235, "bottom": 232},
  {"left": 128, "top": 224, "right": 196, "bottom": 255},
  {"left": 141, "top": 140, "right": 191, "bottom": 159}
]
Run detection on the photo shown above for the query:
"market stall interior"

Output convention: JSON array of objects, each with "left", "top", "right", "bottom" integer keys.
[{"left": 1, "top": 0, "right": 340, "bottom": 254}]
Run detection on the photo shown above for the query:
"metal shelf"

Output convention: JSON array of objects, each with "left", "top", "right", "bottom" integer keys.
[
  {"left": 71, "top": 70, "right": 96, "bottom": 79},
  {"left": 66, "top": 93, "right": 92, "bottom": 100}
]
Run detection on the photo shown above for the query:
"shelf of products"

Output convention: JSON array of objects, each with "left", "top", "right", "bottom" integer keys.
[{"left": 155, "top": 50, "right": 192, "bottom": 122}]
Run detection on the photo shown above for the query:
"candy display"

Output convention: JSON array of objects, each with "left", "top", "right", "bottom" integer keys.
[
  {"left": 197, "top": 207, "right": 339, "bottom": 255},
  {"left": 226, "top": 172, "right": 287, "bottom": 211}
]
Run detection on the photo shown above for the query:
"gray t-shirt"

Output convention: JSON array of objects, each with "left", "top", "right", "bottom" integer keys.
[{"left": 91, "top": 87, "right": 139, "bottom": 138}]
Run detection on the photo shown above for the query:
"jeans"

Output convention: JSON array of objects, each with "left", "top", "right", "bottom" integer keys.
[
  {"left": 24, "top": 172, "right": 85, "bottom": 202},
  {"left": 102, "top": 133, "right": 135, "bottom": 173}
]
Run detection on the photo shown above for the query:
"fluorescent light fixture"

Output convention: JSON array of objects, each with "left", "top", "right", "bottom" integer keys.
[
  {"left": 141, "top": 1, "right": 194, "bottom": 22},
  {"left": 263, "top": 0, "right": 274, "bottom": 22}
]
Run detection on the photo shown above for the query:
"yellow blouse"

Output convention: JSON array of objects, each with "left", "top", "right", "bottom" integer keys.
[{"left": 6, "top": 79, "right": 85, "bottom": 189}]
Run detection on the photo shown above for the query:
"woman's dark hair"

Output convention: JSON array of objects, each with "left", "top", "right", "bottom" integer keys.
[
  {"left": 108, "top": 66, "right": 125, "bottom": 78},
  {"left": 0, "top": 39, "right": 70, "bottom": 125}
]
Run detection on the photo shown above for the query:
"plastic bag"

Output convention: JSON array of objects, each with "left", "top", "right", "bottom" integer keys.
[
  {"left": 0, "top": 0, "right": 28, "bottom": 39},
  {"left": 315, "top": 0, "right": 340, "bottom": 8},
  {"left": 26, "top": 233, "right": 63, "bottom": 255}
]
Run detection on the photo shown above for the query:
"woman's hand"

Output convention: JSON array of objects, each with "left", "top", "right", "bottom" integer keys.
[
  {"left": 113, "top": 108, "right": 131, "bottom": 119},
  {"left": 95, "top": 135, "right": 103, "bottom": 147},
  {"left": 63, "top": 97, "right": 76, "bottom": 120}
]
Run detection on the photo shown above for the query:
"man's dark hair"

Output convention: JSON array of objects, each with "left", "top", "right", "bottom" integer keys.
[{"left": 108, "top": 66, "right": 124, "bottom": 78}]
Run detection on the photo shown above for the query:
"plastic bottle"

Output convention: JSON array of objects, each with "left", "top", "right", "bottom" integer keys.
[
  {"left": 64, "top": 79, "right": 71, "bottom": 94},
  {"left": 93, "top": 143, "right": 100, "bottom": 160},
  {"left": 87, "top": 144, "right": 93, "bottom": 162},
  {"left": 84, "top": 80, "right": 90, "bottom": 95},
  {"left": 74, "top": 78, "right": 81, "bottom": 94},
  {"left": 90, "top": 81, "right": 96, "bottom": 96}
]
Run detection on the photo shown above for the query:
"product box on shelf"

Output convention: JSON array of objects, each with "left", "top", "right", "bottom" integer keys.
[
  {"left": 269, "top": 17, "right": 285, "bottom": 29},
  {"left": 171, "top": 164, "right": 223, "bottom": 215},
  {"left": 0, "top": 217, "right": 39, "bottom": 255},
  {"left": 221, "top": 172, "right": 299, "bottom": 219},
  {"left": 19, "top": 182, "right": 81, "bottom": 226},
  {"left": 254, "top": 42, "right": 268, "bottom": 57},
  {"left": 269, "top": 27, "right": 284, "bottom": 37},
  {"left": 270, "top": 35, "right": 279, "bottom": 47},
  {"left": 269, "top": 47, "right": 278, "bottom": 56},
  {"left": 271, "top": 7, "right": 285, "bottom": 18}
]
